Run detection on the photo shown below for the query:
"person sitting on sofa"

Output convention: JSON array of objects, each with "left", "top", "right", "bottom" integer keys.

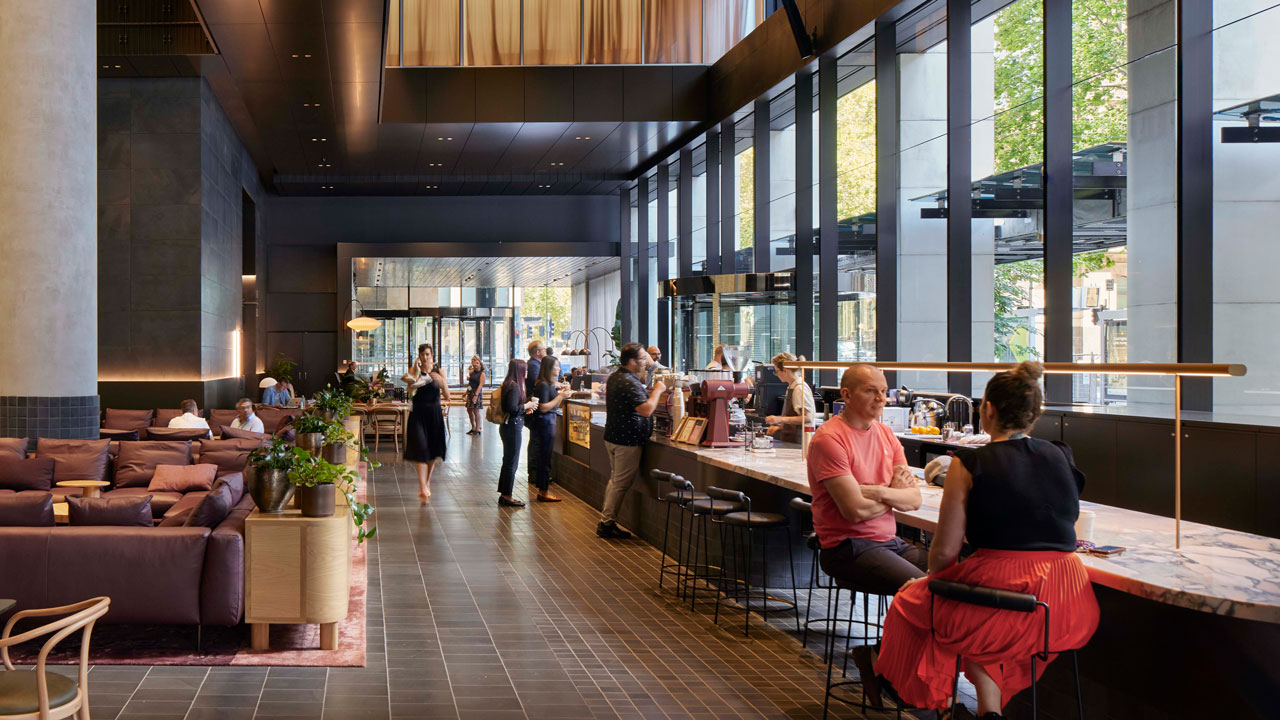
[
  {"left": 230, "top": 398, "right": 264, "bottom": 433},
  {"left": 168, "top": 399, "right": 210, "bottom": 430}
]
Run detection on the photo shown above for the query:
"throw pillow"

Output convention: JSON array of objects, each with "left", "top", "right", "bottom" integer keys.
[
  {"left": 67, "top": 495, "right": 153, "bottom": 527},
  {"left": 102, "top": 408, "right": 154, "bottom": 432},
  {"left": 219, "top": 425, "right": 271, "bottom": 442},
  {"left": 152, "top": 409, "right": 182, "bottom": 427},
  {"left": 0, "top": 492, "right": 54, "bottom": 527},
  {"left": 35, "top": 439, "right": 110, "bottom": 483},
  {"left": 184, "top": 482, "right": 233, "bottom": 528},
  {"left": 0, "top": 437, "right": 29, "bottom": 459},
  {"left": 113, "top": 441, "right": 193, "bottom": 488},
  {"left": 100, "top": 429, "right": 140, "bottom": 441},
  {"left": 158, "top": 508, "right": 193, "bottom": 527},
  {"left": 145, "top": 427, "right": 212, "bottom": 442},
  {"left": 207, "top": 409, "right": 239, "bottom": 430},
  {"left": 196, "top": 438, "right": 262, "bottom": 474},
  {"left": 213, "top": 471, "right": 245, "bottom": 506},
  {"left": 0, "top": 457, "right": 55, "bottom": 492},
  {"left": 148, "top": 463, "right": 217, "bottom": 493}
]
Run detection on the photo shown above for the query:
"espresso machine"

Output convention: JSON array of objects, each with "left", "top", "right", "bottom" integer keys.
[{"left": 700, "top": 345, "right": 752, "bottom": 447}]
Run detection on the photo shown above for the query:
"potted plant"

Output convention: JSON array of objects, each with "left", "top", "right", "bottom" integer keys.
[
  {"left": 294, "top": 414, "right": 329, "bottom": 456},
  {"left": 245, "top": 438, "right": 297, "bottom": 513},
  {"left": 267, "top": 353, "right": 297, "bottom": 385},
  {"left": 313, "top": 385, "right": 354, "bottom": 422},
  {"left": 287, "top": 449, "right": 377, "bottom": 543}
]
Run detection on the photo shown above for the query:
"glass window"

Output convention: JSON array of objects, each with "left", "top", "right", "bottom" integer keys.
[
  {"left": 667, "top": 163, "right": 679, "bottom": 279},
  {"left": 584, "top": 0, "right": 642, "bottom": 64},
  {"left": 690, "top": 143, "right": 708, "bottom": 273},
  {"left": 769, "top": 88, "right": 797, "bottom": 272},
  {"left": 704, "top": 0, "right": 766, "bottom": 63},
  {"left": 646, "top": 174, "right": 659, "bottom": 342},
  {"left": 645, "top": 0, "right": 702, "bottom": 63},
  {"left": 836, "top": 40, "right": 877, "bottom": 362},
  {"left": 403, "top": 0, "right": 460, "bottom": 66},
  {"left": 465, "top": 0, "right": 521, "bottom": 66},
  {"left": 524, "top": 0, "right": 582, "bottom": 65},
  {"left": 386, "top": 4, "right": 401, "bottom": 66},
  {"left": 734, "top": 110, "right": 754, "bottom": 273}
]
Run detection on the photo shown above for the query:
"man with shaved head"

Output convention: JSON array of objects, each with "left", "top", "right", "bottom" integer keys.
[{"left": 805, "top": 364, "right": 925, "bottom": 596}]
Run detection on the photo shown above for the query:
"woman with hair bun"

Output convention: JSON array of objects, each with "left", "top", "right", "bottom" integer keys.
[{"left": 853, "top": 361, "right": 1100, "bottom": 718}]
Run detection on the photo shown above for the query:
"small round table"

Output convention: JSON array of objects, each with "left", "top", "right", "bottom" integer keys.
[{"left": 55, "top": 480, "right": 109, "bottom": 499}]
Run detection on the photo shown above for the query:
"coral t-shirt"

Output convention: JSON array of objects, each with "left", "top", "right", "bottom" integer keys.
[{"left": 805, "top": 415, "right": 907, "bottom": 548}]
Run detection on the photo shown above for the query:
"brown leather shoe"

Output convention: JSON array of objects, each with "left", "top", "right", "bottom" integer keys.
[
  {"left": 849, "top": 644, "right": 883, "bottom": 709},
  {"left": 536, "top": 492, "right": 562, "bottom": 502}
]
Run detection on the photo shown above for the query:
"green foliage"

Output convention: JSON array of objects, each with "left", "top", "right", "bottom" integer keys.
[
  {"left": 287, "top": 449, "right": 376, "bottom": 543},
  {"left": 293, "top": 414, "right": 331, "bottom": 435},
  {"left": 522, "top": 286, "right": 572, "bottom": 345},
  {"left": 737, "top": 147, "right": 755, "bottom": 251},
  {"left": 267, "top": 354, "right": 297, "bottom": 384},
  {"left": 836, "top": 80, "right": 877, "bottom": 221},
  {"left": 312, "top": 385, "right": 354, "bottom": 419},
  {"left": 247, "top": 437, "right": 297, "bottom": 471},
  {"left": 993, "top": 250, "right": 1118, "bottom": 359}
]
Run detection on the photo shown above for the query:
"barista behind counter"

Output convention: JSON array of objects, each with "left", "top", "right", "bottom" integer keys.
[{"left": 763, "top": 352, "right": 816, "bottom": 443}]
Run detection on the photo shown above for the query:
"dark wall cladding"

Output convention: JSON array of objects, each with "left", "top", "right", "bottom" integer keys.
[{"left": 0, "top": 396, "right": 100, "bottom": 441}]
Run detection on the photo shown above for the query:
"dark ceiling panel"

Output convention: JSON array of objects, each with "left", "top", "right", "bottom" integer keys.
[
  {"left": 374, "top": 124, "right": 426, "bottom": 175},
  {"left": 258, "top": 0, "right": 319, "bottom": 24},
  {"left": 194, "top": 0, "right": 265, "bottom": 26},
  {"left": 333, "top": 80, "right": 378, "bottom": 128},
  {"left": 208, "top": 22, "right": 279, "bottom": 83},
  {"left": 425, "top": 68, "right": 477, "bottom": 123},
  {"left": 623, "top": 67, "right": 673, "bottom": 122},
  {"left": 475, "top": 69, "right": 525, "bottom": 123},
  {"left": 326, "top": 20, "right": 383, "bottom": 84},
  {"left": 450, "top": 123, "right": 519, "bottom": 174},
  {"left": 524, "top": 68, "right": 575, "bottom": 122},
  {"left": 382, "top": 69, "right": 427, "bottom": 123},
  {"left": 266, "top": 24, "right": 331, "bottom": 81},
  {"left": 321, "top": 0, "right": 385, "bottom": 24},
  {"left": 498, "top": 122, "right": 571, "bottom": 174},
  {"left": 573, "top": 67, "right": 623, "bottom": 122}
]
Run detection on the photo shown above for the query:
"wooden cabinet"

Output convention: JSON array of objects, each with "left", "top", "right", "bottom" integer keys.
[{"left": 245, "top": 505, "right": 352, "bottom": 651}]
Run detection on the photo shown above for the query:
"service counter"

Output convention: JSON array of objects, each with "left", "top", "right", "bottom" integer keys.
[{"left": 553, "top": 399, "right": 1280, "bottom": 717}]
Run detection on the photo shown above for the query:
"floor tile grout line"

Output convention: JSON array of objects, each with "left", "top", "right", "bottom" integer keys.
[
  {"left": 178, "top": 666, "right": 211, "bottom": 719},
  {"left": 113, "top": 664, "right": 151, "bottom": 720}
]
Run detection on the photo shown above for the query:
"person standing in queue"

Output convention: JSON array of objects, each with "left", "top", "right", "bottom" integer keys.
[
  {"left": 806, "top": 364, "right": 925, "bottom": 595},
  {"left": 597, "top": 343, "right": 665, "bottom": 540},
  {"left": 402, "top": 343, "right": 449, "bottom": 503},
  {"left": 465, "top": 355, "right": 486, "bottom": 435},
  {"left": 525, "top": 340, "right": 546, "bottom": 485},
  {"left": 495, "top": 359, "right": 538, "bottom": 507},
  {"left": 765, "top": 352, "right": 816, "bottom": 443},
  {"left": 529, "top": 355, "right": 573, "bottom": 502}
]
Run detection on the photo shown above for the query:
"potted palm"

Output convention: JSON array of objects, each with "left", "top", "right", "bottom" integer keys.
[
  {"left": 245, "top": 438, "right": 297, "bottom": 513},
  {"left": 287, "top": 449, "right": 377, "bottom": 543},
  {"left": 293, "top": 414, "right": 329, "bottom": 456}
]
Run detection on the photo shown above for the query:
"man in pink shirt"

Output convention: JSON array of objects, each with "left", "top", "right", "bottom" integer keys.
[{"left": 806, "top": 364, "right": 925, "bottom": 596}]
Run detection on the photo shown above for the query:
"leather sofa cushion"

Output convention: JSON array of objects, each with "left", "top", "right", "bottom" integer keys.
[
  {"left": 196, "top": 438, "right": 262, "bottom": 474},
  {"left": 215, "top": 472, "right": 245, "bottom": 506},
  {"left": 103, "top": 408, "right": 154, "bottom": 432},
  {"left": 36, "top": 439, "right": 110, "bottom": 483},
  {"left": 254, "top": 407, "right": 294, "bottom": 434},
  {"left": 152, "top": 409, "right": 182, "bottom": 427},
  {"left": 100, "top": 428, "right": 140, "bottom": 441},
  {"left": 185, "top": 481, "right": 234, "bottom": 529},
  {"left": 68, "top": 495, "right": 153, "bottom": 527},
  {"left": 164, "top": 491, "right": 207, "bottom": 519},
  {"left": 220, "top": 425, "right": 271, "bottom": 442},
  {"left": 107, "top": 487, "right": 182, "bottom": 519},
  {"left": 0, "top": 457, "right": 54, "bottom": 492},
  {"left": 208, "top": 409, "right": 239, "bottom": 431},
  {"left": 0, "top": 492, "right": 54, "bottom": 527},
  {"left": 146, "top": 427, "right": 211, "bottom": 441},
  {"left": 0, "top": 437, "right": 29, "bottom": 459},
  {"left": 148, "top": 463, "right": 216, "bottom": 493},
  {"left": 159, "top": 508, "right": 193, "bottom": 526},
  {"left": 113, "top": 441, "right": 192, "bottom": 489}
]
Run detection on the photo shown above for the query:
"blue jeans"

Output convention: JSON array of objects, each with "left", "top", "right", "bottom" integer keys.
[
  {"left": 528, "top": 416, "right": 555, "bottom": 492},
  {"left": 498, "top": 419, "right": 523, "bottom": 497}
]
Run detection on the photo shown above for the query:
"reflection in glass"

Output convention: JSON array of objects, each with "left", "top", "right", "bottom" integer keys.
[
  {"left": 645, "top": 0, "right": 702, "bottom": 63},
  {"left": 403, "top": 0, "right": 460, "bottom": 66},
  {"left": 524, "top": 0, "right": 581, "bottom": 65},
  {"left": 465, "top": 0, "right": 521, "bottom": 66},
  {"left": 584, "top": 0, "right": 642, "bottom": 64}
]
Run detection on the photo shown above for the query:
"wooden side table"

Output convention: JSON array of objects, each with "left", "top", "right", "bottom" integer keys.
[
  {"left": 244, "top": 504, "right": 351, "bottom": 651},
  {"left": 56, "top": 480, "right": 109, "bottom": 498}
]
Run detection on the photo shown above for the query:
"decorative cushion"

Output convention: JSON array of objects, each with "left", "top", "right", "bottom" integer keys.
[
  {"left": 158, "top": 508, "right": 193, "bottom": 527},
  {"left": 197, "top": 438, "right": 262, "bottom": 474},
  {"left": 213, "top": 471, "right": 245, "bottom": 506},
  {"left": 208, "top": 409, "right": 239, "bottom": 431},
  {"left": 102, "top": 408, "right": 154, "bottom": 432},
  {"left": 100, "top": 428, "right": 140, "bottom": 441},
  {"left": 0, "top": 492, "right": 54, "bottom": 527},
  {"left": 0, "top": 457, "right": 55, "bottom": 492},
  {"left": 254, "top": 407, "right": 294, "bottom": 434},
  {"left": 0, "top": 438, "right": 29, "bottom": 459},
  {"left": 184, "top": 481, "right": 233, "bottom": 528},
  {"left": 113, "top": 441, "right": 192, "bottom": 488},
  {"left": 35, "top": 439, "right": 110, "bottom": 483},
  {"left": 67, "top": 495, "right": 153, "bottom": 527},
  {"left": 145, "top": 426, "right": 211, "bottom": 441},
  {"left": 220, "top": 425, "right": 271, "bottom": 442},
  {"left": 152, "top": 409, "right": 183, "bottom": 427},
  {"left": 105, "top": 487, "right": 182, "bottom": 518},
  {"left": 148, "top": 463, "right": 217, "bottom": 493}
]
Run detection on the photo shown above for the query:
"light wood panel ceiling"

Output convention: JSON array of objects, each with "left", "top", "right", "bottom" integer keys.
[{"left": 352, "top": 256, "right": 619, "bottom": 288}]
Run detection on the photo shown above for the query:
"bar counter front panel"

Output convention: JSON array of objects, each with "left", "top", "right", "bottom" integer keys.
[{"left": 551, "top": 400, "right": 1280, "bottom": 719}]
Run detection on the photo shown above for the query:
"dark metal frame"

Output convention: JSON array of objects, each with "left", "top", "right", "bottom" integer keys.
[
  {"left": 874, "top": 17, "right": 898, "bottom": 387},
  {"left": 620, "top": 187, "right": 634, "bottom": 342},
  {"left": 795, "top": 67, "right": 816, "bottom": 368},
  {"left": 657, "top": 164, "right": 672, "bottom": 351},
  {"left": 1043, "top": 0, "right": 1073, "bottom": 404},
  {"left": 720, "top": 118, "right": 737, "bottom": 273},
  {"left": 706, "top": 125, "right": 722, "bottom": 275},
  {"left": 1177, "top": 0, "right": 1213, "bottom": 411},
  {"left": 754, "top": 98, "right": 772, "bottom": 273},
  {"left": 678, "top": 148, "right": 694, "bottom": 279},
  {"left": 638, "top": 174, "right": 651, "bottom": 345},
  {"left": 818, "top": 54, "right": 838, "bottom": 387},
  {"left": 946, "top": 0, "right": 972, "bottom": 395}
]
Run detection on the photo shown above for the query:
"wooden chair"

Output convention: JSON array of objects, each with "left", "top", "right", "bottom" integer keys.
[
  {"left": 0, "top": 596, "right": 110, "bottom": 720},
  {"left": 442, "top": 402, "right": 451, "bottom": 438},
  {"left": 368, "top": 407, "right": 403, "bottom": 454}
]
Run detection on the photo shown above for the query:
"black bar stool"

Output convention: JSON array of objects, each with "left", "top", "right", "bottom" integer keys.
[
  {"left": 706, "top": 486, "right": 801, "bottom": 637},
  {"left": 929, "top": 579, "right": 1084, "bottom": 720},
  {"left": 790, "top": 498, "right": 849, "bottom": 661},
  {"left": 822, "top": 577, "right": 897, "bottom": 720},
  {"left": 650, "top": 469, "right": 708, "bottom": 594},
  {"left": 673, "top": 478, "right": 740, "bottom": 610}
]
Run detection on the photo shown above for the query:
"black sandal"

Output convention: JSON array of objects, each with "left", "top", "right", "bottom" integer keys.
[{"left": 498, "top": 496, "right": 525, "bottom": 507}]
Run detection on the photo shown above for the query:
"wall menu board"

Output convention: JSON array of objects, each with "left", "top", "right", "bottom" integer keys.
[{"left": 567, "top": 402, "right": 592, "bottom": 448}]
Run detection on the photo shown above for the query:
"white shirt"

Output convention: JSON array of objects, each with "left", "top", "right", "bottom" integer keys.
[
  {"left": 787, "top": 378, "right": 817, "bottom": 422},
  {"left": 231, "top": 413, "right": 264, "bottom": 434},
  {"left": 169, "top": 412, "right": 210, "bottom": 430}
]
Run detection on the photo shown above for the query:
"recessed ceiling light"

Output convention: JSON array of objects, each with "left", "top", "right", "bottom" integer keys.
[
  {"left": 292, "top": 54, "right": 299, "bottom": 58},
  {"left": 304, "top": 54, "right": 312, "bottom": 58}
]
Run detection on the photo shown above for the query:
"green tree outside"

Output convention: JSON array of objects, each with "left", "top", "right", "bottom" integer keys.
[{"left": 521, "top": 286, "right": 572, "bottom": 346}]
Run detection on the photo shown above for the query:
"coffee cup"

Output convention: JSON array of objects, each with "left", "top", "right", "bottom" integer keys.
[{"left": 1075, "top": 510, "right": 1096, "bottom": 543}]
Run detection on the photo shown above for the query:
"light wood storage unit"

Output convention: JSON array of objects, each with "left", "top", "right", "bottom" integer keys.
[{"left": 245, "top": 504, "right": 352, "bottom": 650}]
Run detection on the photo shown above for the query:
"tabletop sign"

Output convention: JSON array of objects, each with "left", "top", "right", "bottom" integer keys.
[{"left": 568, "top": 402, "right": 592, "bottom": 449}]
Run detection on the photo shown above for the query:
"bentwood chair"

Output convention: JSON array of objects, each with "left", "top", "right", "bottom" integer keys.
[
  {"left": 368, "top": 407, "right": 403, "bottom": 454},
  {"left": 929, "top": 579, "right": 1084, "bottom": 720},
  {"left": 0, "top": 596, "right": 110, "bottom": 720}
]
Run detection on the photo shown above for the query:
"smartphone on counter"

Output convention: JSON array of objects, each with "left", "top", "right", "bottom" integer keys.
[{"left": 1088, "top": 545, "right": 1126, "bottom": 557}]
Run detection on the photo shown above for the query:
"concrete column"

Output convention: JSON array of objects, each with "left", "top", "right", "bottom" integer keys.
[{"left": 0, "top": 0, "right": 99, "bottom": 438}]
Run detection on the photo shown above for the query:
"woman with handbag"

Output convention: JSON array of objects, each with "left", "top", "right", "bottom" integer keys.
[
  {"left": 465, "top": 355, "right": 486, "bottom": 435},
  {"left": 494, "top": 359, "right": 538, "bottom": 507},
  {"left": 402, "top": 343, "right": 449, "bottom": 503}
]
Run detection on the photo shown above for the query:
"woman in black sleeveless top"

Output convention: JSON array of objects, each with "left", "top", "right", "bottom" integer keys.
[
  {"left": 465, "top": 355, "right": 485, "bottom": 436},
  {"left": 402, "top": 344, "right": 449, "bottom": 503}
]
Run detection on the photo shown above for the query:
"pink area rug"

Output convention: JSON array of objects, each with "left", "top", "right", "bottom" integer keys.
[{"left": 12, "top": 540, "right": 368, "bottom": 667}]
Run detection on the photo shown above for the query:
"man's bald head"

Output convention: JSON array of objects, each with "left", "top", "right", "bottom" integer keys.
[
  {"left": 839, "top": 364, "right": 888, "bottom": 429},
  {"left": 841, "top": 364, "right": 883, "bottom": 392}
]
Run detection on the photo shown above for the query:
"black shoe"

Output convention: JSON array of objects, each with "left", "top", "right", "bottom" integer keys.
[
  {"left": 849, "top": 645, "right": 883, "bottom": 709},
  {"left": 498, "top": 496, "right": 525, "bottom": 507},
  {"left": 596, "top": 522, "right": 632, "bottom": 540}
]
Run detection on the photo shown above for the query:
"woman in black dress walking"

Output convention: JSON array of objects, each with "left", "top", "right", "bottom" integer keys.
[
  {"left": 402, "top": 343, "right": 449, "bottom": 502},
  {"left": 465, "top": 355, "right": 485, "bottom": 435}
]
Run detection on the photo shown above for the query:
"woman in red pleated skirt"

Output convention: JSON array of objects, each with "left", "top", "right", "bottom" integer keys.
[{"left": 854, "top": 362, "right": 1100, "bottom": 719}]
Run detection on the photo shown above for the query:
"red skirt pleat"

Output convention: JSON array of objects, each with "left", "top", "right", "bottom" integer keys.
[{"left": 874, "top": 549, "right": 1100, "bottom": 710}]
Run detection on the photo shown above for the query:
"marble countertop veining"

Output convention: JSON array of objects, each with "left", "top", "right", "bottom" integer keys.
[{"left": 637, "top": 430, "right": 1280, "bottom": 624}]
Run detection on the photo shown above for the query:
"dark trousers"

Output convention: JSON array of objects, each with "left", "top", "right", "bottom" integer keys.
[
  {"left": 497, "top": 420, "right": 523, "bottom": 497},
  {"left": 528, "top": 417, "right": 555, "bottom": 492},
  {"left": 819, "top": 536, "right": 928, "bottom": 597}
]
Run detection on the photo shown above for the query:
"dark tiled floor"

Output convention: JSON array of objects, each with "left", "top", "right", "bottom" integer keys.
[{"left": 69, "top": 416, "right": 917, "bottom": 719}]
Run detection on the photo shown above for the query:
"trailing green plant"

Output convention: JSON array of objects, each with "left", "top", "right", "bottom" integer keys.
[
  {"left": 267, "top": 354, "right": 297, "bottom": 384},
  {"left": 320, "top": 422, "right": 381, "bottom": 468},
  {"left": 287, "top": 449, "right": 376, "bottom": 543},
  {"left": 312, "top": 385, "right": 354, "bottom": 419},
  {"left": 293, "top": 413, "right": 330, "bottom": 435},
  {"left": 247, "top": 437, "right": 297, "bottom": 470}
]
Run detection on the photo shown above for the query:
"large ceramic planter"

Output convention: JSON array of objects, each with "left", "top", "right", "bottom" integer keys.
[
  {"left": 322, "top": 442, "right": 347, "bottom": 465},
  {"left": 246, "top": 466, "right": 294, "bottom": 513},
  {"left": 298, "top": 483, "right": 335, "bottom": 517},
  {"left": 296, "top": 432, "right": 324, "bottom": 456}
]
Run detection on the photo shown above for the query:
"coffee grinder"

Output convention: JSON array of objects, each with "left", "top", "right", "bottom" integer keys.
[{"left": 700, "top": 345, "right": 751, "bottom": 447}]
